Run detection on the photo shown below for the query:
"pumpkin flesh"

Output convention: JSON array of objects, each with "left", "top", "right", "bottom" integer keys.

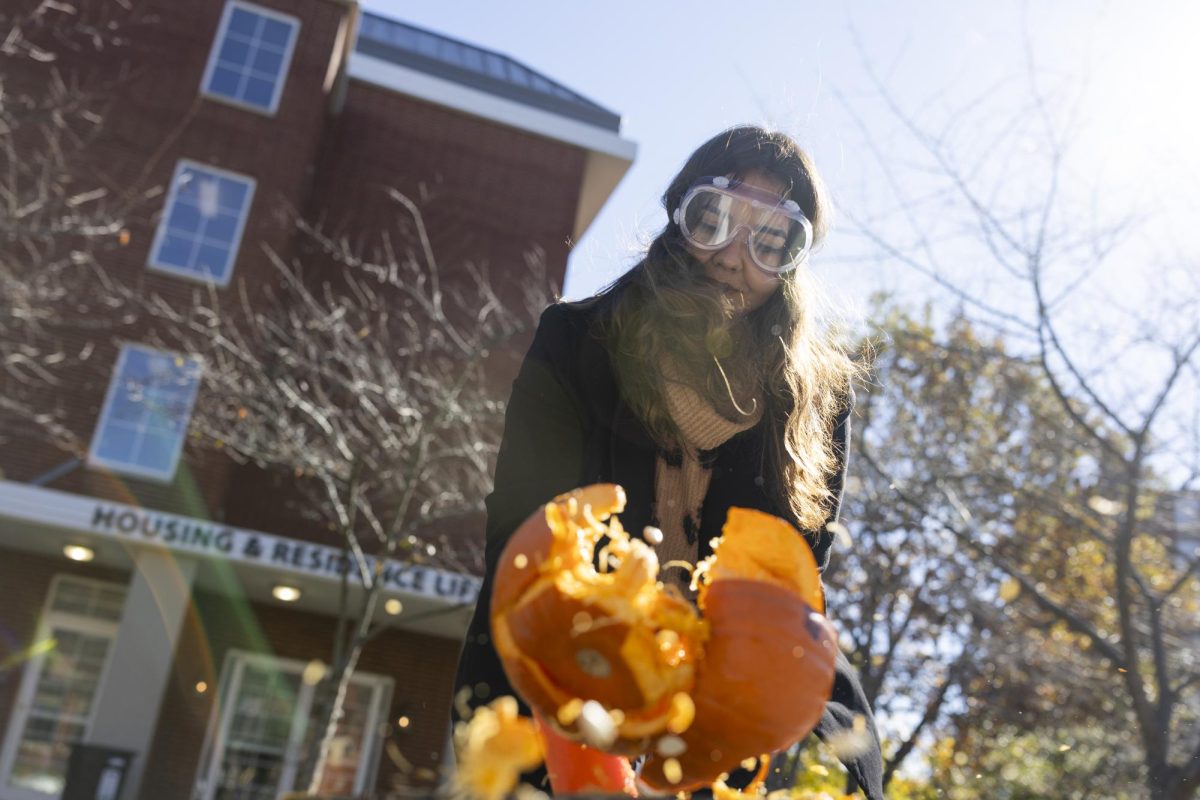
[{"left": 490, "top": 485, "right": 837, "bottom": 791}]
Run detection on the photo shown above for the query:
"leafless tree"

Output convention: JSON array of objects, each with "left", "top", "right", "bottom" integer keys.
[
  {"left": 838, "top": 32, "right": 1200, "bottom": 799},
  {"left": 1, "top": 0, "right": 145, "bottom": 453},
  {"left": 140, "top": 197, "right": 551, "bottom": 793}
]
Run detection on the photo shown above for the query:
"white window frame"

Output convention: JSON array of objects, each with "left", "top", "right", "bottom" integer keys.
[
  {"left": 200, "top": 0, "right": 301, "bottom": 116},
  {"left": 86, "top": 343, "right": 204, "bottom": 483},
  {"left": 147, "top": 159, "right": 256, "bottom": 287},
  {"left": 0, "top": 576, "right": 127, "bottom": 800},
  {"left": 194, "top": 651, "right": 393, "bottom": 800}
]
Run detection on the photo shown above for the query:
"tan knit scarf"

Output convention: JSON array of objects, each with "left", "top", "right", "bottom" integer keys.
[{"left": 654, "top": 361, "right": 762, "bottom": 594}]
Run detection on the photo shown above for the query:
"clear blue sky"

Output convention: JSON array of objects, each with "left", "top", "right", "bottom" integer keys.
[{"left": 360, "top": 1, "right": 1198, "bottom": 322}]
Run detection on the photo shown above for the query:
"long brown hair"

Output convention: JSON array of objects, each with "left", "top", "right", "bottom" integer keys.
[{"left": 599, "top": 125, "right": 857, "bottom": 532}]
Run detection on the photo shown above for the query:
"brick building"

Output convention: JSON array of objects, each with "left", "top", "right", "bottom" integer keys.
[{"left": 0, "top": 2, "right": 634, "bottom": 799}]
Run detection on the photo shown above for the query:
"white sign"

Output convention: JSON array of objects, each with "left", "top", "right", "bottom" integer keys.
[{"left": 0, "top": 480, "right": 481, "bottom": 604}]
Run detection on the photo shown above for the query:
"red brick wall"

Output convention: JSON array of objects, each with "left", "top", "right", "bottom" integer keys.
[
  {"left": 2, "top": 0, "right": 586, "bottom": 560},
  {"left": 213, "top": 83, "right": 587, "bottom": 553},
  {"left": 305, "top": 82, "right": 583, "bottom": 298},
  {"left": 3, "top": 13, "right": 598, "bottom": 789},
  {"left": 0, "top": 0, "right": 349, "bottom": 517},
  {"left": 139, "top": 587, "right": 463, "bottom": 798}
]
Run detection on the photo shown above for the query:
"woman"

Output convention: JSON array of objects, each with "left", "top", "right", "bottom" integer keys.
[{"left": 453, "top": 126, "right": 885, "bottom": 799}]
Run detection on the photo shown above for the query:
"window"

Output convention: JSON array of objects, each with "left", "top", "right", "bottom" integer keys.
[
  {"left": 201, "top": 1, "right": 300, "bottom": 114},
  {"left": 0, "top": 577, "right": 127, "bottom": 799},
  {"left": 148, "top": 160, "right": 255, "bottom": 286},
  {"left": 88, "top": 344, "right": 203, "bottom": 482},
  {"left": 196, "top": 653, "right": 392, "bottom": 800}
]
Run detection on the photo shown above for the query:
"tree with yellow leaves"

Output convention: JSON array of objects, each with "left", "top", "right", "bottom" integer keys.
[{"left": 840, "top": 41, "right": 1200, "bottom": 797}]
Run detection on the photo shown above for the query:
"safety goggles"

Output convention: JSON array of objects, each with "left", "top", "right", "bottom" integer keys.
[{"left": 673, "top": 176, "right": 813, "bottom": 274}]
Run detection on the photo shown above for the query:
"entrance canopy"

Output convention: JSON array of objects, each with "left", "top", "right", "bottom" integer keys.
[{"left": 0, "top": 480, "right": 480, "bottom": 638}]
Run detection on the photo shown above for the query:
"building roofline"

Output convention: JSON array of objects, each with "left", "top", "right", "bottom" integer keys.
[
  {"left": 347, "top": 51, "right": 635, "bottom": 160},
  {"left": 354, "top": 12, "right": 621, "bottom": 132},
  {"left": 346, "top": 51, "right": 636, "bottom": 242}
]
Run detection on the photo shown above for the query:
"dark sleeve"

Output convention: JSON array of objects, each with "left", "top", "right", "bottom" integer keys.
[
  {"left": 452, "top": 304, "right": 588, "bottom": 728},
  {"left": 808, "top": 395, "right": 852, "bottom": 574},
  {"left": 813, "top": 650, "right": 885, "bottom": 799},
  {"left": 812, "top": 390, "right": 887, "bottom": 800}
]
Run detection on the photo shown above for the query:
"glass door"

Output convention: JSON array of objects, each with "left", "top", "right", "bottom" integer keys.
[
  {"left": 210, "top": 660, "right": 304, "bottom": 800},
  {"left": 0, "top": 577, "right": 126, "bottom": 800},
  {"left": 309, "top": 681, "right": 384, "bottom": 797},
  {"left": 200, "top": 653, "right": 391, "bottom": 800}
]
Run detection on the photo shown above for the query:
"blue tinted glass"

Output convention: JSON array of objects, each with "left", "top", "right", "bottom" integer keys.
[
  {"left": 242, "top": 77, "right": 274, "bottom": 108},
  {"left": 218, "top": 36, "right": 251, "bottom": 67},
  {"left": 393, "top": 25, "right": 417, "bottom": 48},
  {"left": 207, "top": 66, "right": 242, "bottom": 98},
  {"left": 260, "top": 18, "right": 293, "bottom": 48},
  {"left": 227, "top": 8, "right": 259, "bottom": 38},
  {"left": 416, "top": 32, "right": 438, "bottom": 57},
  {"left": 137, "top": 433, "right": 176, "bottom": 472},
  {"left": 461, "top": 48, "right": 483, "bottom": 71},
  {"left": 158, "top": 364, "right": 197, "bottom": 398},
  {"left": 155, "top": 167, "right": 249, "bottom": 277},
  {"left": 108, "top": 380, "right": 145, "bottom": 423},
  {"left": 143, "top": 368, "right": 179, "bottom": 398},
  {"left": 204, "top": 211, "right": 240, "bottom": 243},
  {"left": 251, "top": 47, "right": 283, "bottom": 75},
  {"left": 507, "top": 66, "right": 531, "bottom": 88},
  {"left": 439, "top": 40, "right": 461, "bottom": 65},
  {"left": 144, "top": 398, "right": 185, "bottom": 432},
  {"left": 173, "top": 170, "right": 202, "bottom": 203},
  {"left": 166, "top": 201, "right": 202, "bottom": 235},
  {"left": 142, "top": 363, "right": 175, "bottom": 392},
  {"left": 392, "top": 26, "right": 417, "bottom": 49},
  {"left": 194, "top": 244, "right": 232, "bottom": 279},
  {"left": 143, "top": 352, "right": 175, "bottom": 381},
  {"left": 161, "top": 399, "right": 192, "bottom": 430},
  {"left": 359, "top": 16, "right": 385, "bottom": 40},
  {"left": 94, "top": 349, "right": 198, "bottom": 476},
  {"left": 484, "top": 54, "right": 506, "bottom": 79},
  {"left": 95, "top": 426, "right": 136, "bottom": 463},
  {"left": 123, "top": 349, "right": 153, "bottom": 379},
  {"left": 155, "top": 234, "right": 194, "bottom": 268},
  {"left": 218, "top": 177, "right": 250, "bottom": 210}
]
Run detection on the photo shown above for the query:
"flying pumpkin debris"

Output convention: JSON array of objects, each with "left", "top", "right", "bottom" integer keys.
[{"left": 488, "top": 484, "right": 838, "bottom": 794}]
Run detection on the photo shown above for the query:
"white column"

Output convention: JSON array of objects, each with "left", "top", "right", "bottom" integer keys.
[
  {"left": 438, "top": 723, "right": 458, "bottom": 790},
  {"left": 86, "top": 548, "right": 197, "bottom": 800}
]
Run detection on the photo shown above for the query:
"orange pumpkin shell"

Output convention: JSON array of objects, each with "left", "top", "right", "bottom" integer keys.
[
  {"left": 490, "top": 484, "right": 838, "bottom": 785},
  {"left": 490, "top": 484, "right": 705, "bottom": 754},
  {"left": 638, "top": 579, "right": 838, "bottom": 791}
]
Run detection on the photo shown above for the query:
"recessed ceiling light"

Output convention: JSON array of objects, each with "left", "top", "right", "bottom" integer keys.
[
  {"left": 384, "top": 599, "right": 403, "bottom": 616},
  {"left": 63, "top": 545, "right": 95, "bottom": 562},
  {"left": 272, "top": 584, "right": 301, "bottom": 602}
]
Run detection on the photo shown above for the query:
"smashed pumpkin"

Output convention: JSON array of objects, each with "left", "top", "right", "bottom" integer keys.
[{"left": 490, "top": 484, "right": 838, "bottom": 793}]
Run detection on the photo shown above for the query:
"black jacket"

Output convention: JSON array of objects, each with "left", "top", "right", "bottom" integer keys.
[{"left": 452, "top": 298, "right": 886, "bottom": 799}]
